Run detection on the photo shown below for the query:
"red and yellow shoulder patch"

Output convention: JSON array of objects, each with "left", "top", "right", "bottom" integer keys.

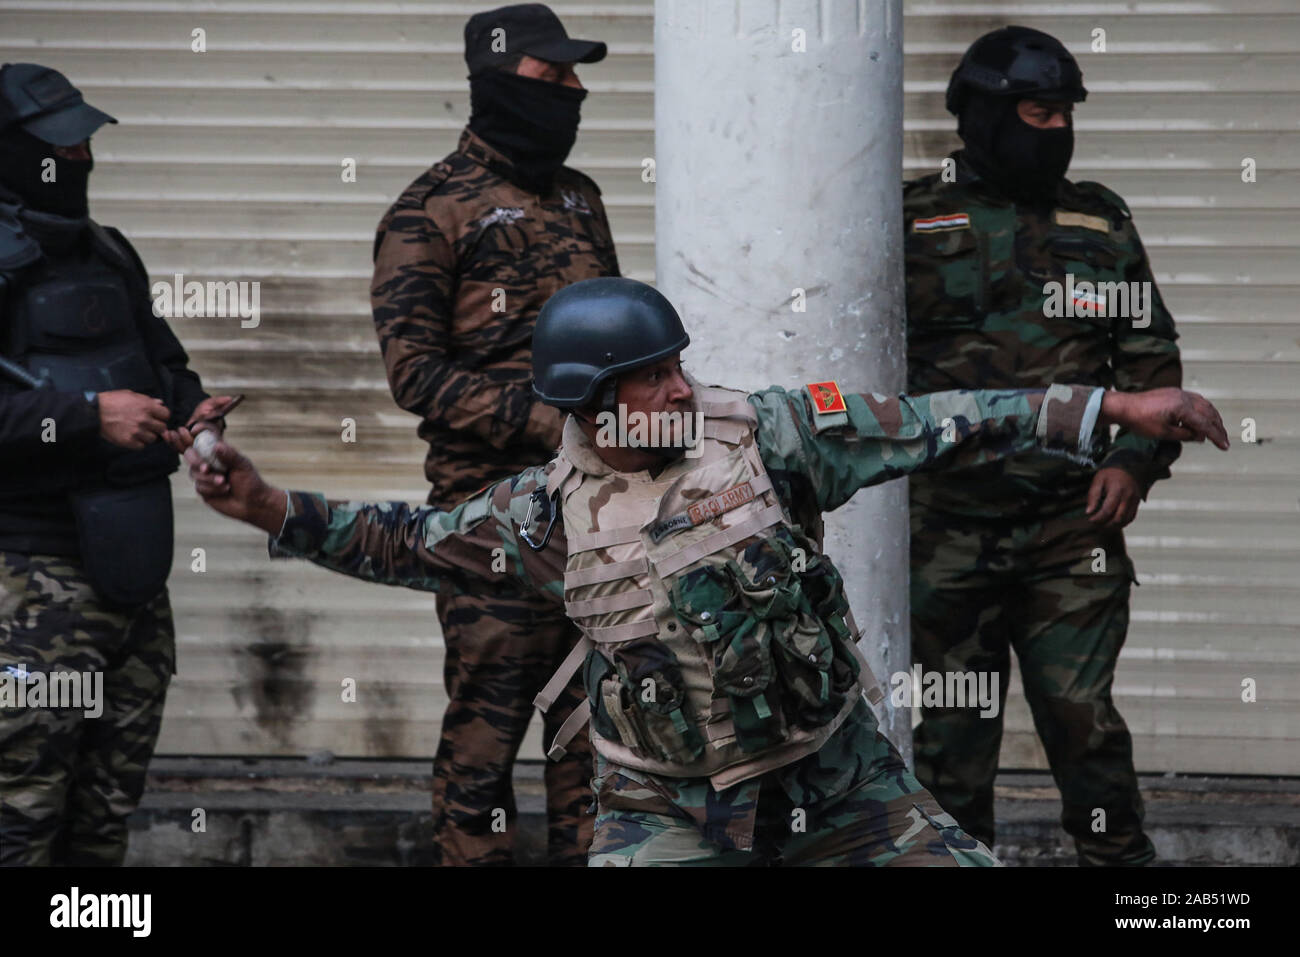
[{"left": 807, "top": 380, "right": 847, "bottom": 415}]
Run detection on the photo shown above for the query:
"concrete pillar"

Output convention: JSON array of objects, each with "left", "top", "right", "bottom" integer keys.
[{"left": 654, "top": 0, "right": 911, "bottom": 755}]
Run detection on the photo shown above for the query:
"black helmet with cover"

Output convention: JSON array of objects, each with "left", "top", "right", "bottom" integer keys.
[
  {"left": 532, "top": 277, "right": 690, "bottom": 409},
  {"left": 943, "top": 26, "right": 1087, "bottom": 203},
  {"left": 945, "top": 25, "right": 1087, "bottom": 116}
]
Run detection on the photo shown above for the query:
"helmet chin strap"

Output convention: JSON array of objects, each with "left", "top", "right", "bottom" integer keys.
[{"left": 597, "top": 377, "right": 618, "bottom": 415}]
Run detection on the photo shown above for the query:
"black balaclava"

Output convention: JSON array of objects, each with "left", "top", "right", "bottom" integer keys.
[
  {"left": 0, "top": 126, "right": 93, "bottom": 219},
  {"left": 467, "top": 69, "right": 586, "bottom": 194},
  {"left": 958, "top": 92, "right": 1073, "bottom": 205}
]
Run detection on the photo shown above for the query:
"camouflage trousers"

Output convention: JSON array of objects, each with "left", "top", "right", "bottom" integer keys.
[
  {"left": 588, "top": 708, "right": 1000, "bottom": 867},
  {"left": 910, "top": 504, "right": 1155, "bottom": 866},
  {"left": 433, "top": 582, "right": 593, "bottom": 866},
  {"left": 0, "top": 551, "right": 174, "bottom": 866}
]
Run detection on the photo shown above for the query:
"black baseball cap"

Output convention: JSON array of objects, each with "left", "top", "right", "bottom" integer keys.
[
  {"left": 464, "top": 4, "right": 607, "bottom": 75},
  {"left": 0, "top": 63, "right": 117, "bottom": 146}
]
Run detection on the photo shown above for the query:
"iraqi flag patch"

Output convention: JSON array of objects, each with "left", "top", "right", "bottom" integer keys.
[
  {"left": 806, "top": 380, "right": 848, "bottom": 415},
  {"left": 1072, "top": 289, "right": 1107, "bottom": 314},
  {"left": 912, "top": 212, "right": 970, "bottom": 233}
]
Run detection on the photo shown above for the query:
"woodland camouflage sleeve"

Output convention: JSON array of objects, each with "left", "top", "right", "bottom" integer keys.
[
  {"left": 370, "top": 200, "right": 556, "bottom": 450},
  {"left": 751, "top": 382, "right": 1105, "bottom": 513},
  {"left": 266, "top": 465, "right": 565, "bottom": 603},
  {"left": 1097, "top": 224, "right": 1184, "bottom": 497}
]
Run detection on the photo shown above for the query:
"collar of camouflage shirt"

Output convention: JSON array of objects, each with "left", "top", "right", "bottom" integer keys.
[{"left": 457, "top": 127, "right": 537, "bottom": 192}]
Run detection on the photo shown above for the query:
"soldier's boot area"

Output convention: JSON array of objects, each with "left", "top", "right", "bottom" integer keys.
[
  {"left": 1015, "top": 573, "right": 1156, "bottom": 867},
  {"left": 587, "top": 728, "right": 1000, "bottom": 866},
  {"left": 911, "top": 518, "right": 1156, "bottom": 867},
  {"left": 0, "top": 552, "right": 173, "bottom": 866},
  {"left": 431, "top": 584, "right": 593, "bottom": 866}
]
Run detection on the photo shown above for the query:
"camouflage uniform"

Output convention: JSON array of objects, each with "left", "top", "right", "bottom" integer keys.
[
  {"left": 0, "top": 554, "right": 173, "bottom": 866},
  {"left": 269, "top": 377, "right": 1105, "bottom": 865},
  {"left": 904, "top": 153, "right": 1182, "bottom": 865},
  {"left": 586, "top": 701, "right": 990, "bottom": 866},
  {"left": 0, "top": 203, "right": 205, "bottom": 867},
  {"left": 370, "top": 127, "right": 619, "bottom": 864}
]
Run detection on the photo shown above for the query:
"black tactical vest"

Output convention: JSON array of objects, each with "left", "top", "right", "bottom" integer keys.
[
  {"left": 1, "top": 205, "right": 178, "bottom": 605},
  {"left": 2, "top": 213, "right": 178, "bottom": 481}
]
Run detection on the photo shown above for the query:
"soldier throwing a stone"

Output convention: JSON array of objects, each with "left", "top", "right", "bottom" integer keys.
[{"left": 173, "top": 278, "right": 1227, "bottom": 866}]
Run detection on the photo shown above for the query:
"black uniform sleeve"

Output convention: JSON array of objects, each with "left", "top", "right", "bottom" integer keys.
[
  {"left": 105, "top": 226, "right": 209, "bottom": 424},
  {"left": 144, "top": 321, "right": 207, "bottom": 425},
  {"left": 0, "top": 389, "right": 100, "bottom": 457}
]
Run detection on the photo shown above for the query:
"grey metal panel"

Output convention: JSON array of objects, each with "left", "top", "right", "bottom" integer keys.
[{"left": 1, "top": 0, "right": 1294, "bottom": 774}]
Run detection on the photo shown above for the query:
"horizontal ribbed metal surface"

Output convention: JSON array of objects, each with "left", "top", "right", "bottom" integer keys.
[{"left": 1, "top": 0, "right": 1294, "bottom": 774}]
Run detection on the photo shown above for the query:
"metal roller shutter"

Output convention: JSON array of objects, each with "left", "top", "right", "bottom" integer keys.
[{"left": 2, "top": 1, "right": 1294, "bottom": 774}]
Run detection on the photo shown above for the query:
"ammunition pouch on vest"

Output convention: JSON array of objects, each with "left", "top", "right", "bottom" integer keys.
[
  {"left": 70, "top": 480, "right": 174, "bottom": 607},
  {"left": 670, "top": 525, "right": 863, "bottom": 754},
  {"left": 584, "top": 637, "right": 706, "bottom": 765},
  {"left": 532, "top": 379, "right": 884, "bottom": 789}
]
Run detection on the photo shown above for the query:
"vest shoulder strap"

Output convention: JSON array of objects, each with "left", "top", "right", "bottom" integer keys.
[
  {"left": 702, "top": 418, "right": 747, "bottom": 444},
  {"left": 697, "top": 384, "right": 758, "bottom": 425},
  {"left": 546, "top": 452, "right": 575, "bottom": 497},
  {"left": 533, "top": 636, "right": 593, "bottom": 712},
  {"left": 544, "top": 699, "right": 591, "bottom": 761},
  {"left": 842, "top": 606, "right": 885, "bottom": 707},
  {"left": 0, "top": 203, "right": 41, "bottom": 275},
  {"left": 88, "top": 222, "right": 149, "bottom": 291}
]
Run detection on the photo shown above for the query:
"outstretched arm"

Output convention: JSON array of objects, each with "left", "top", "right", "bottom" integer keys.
[
  {"left": 1097, "top": 227, "right": 1185, "bottom": 495},
  {"left": 177, "top": 438, "right": 564, "bottom": 601},
  {"left": 753, "top": 381, "right": 1227, "bottom": 514}
]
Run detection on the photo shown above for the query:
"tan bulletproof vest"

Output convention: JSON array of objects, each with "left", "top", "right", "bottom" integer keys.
[{"left": 533, "top": 382, "right": 883, "bottom": 791}]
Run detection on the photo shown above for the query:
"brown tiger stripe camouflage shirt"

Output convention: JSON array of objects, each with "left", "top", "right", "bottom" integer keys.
[{"left": 371, "top": 128, "right": 621, "bottom": 509}]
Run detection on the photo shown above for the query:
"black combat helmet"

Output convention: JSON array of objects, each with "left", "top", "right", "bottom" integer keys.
[
  {"left": 532, "top": 277, "right": 690, "bottom": 409},
  {"left": 945, "top": 25, "right": 1087, "bottom": 116}
]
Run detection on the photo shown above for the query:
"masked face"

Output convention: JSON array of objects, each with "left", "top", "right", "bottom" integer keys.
[
  {"left": 0, "top": 127, "right": 93, "bottom": 218},
  {"left": 958, "top": 93, "right": 1074, "bottom": 203},
  {"left": 467, "top": 69, "right": 587, "bottom": 194}
]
